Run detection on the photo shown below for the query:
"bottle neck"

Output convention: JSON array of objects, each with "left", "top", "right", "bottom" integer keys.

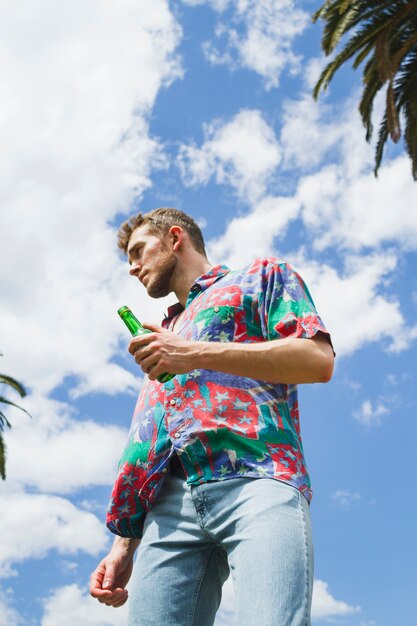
[{"left": 118, "top": 308, "right": 147, "bottom": 337}]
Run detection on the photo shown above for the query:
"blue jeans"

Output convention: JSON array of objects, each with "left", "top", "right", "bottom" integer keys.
[{"left": 128, "top": 473, "right": 313, "bottom": 626}]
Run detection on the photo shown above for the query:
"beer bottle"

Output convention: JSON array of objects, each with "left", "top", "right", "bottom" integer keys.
[{"left": 117, "top": 306, "right": 175, "bottom": 383}]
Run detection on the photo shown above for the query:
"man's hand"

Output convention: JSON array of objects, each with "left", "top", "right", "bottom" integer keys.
[
  {"left": 128, "top": 323, "right": 197, "bottom": 381},
  {"left": 90, "top": 538, "right": 139, "bottom": 608}
]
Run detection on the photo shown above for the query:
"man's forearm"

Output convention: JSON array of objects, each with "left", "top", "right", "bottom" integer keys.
[
  {"left": 130, "top": 325, "right": 334, "bottom": 384},
  {"left": 193, "top": 333, "right": 334, "bottom": 384}
]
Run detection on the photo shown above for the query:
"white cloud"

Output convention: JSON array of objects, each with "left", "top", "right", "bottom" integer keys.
[
  {"left": 41, "top": 584, "right": 128, "bottom": 626},
  {"left": 299, "top": 157, "right": 417, "bottom": 253},
  {"left": 214, "top": 575, "right": 361, "bottom": 623},
  {"left": 0, "top": 588, "right": 24, "bottom": 626},
  {"left": 178, "top": 110, "right": 281, "bottom": 202},
  {"left": 281, "top": 91, "right": 417, "bottom": 253},
  {"left": 302, "top": 56, "right": 329, "bottom": 91},
  {"left": 290, "top": 251, "right": 412, "bottom": 356},
  {"left": 0, "top": 490, "right": 109, "bottom": 578},
  {"left": 0, "top": 0, "right": 181, "bottom": 398},
  {"left": 333, "top": 490, "right": 362, "bottom": 508},
  {"left": 208, "top": 195, "right": 300, "bottom": 267},
  {"left": 5, "top": 395, "right": 128, "bottom": 493},
  {"left": 353, "top": 399, "right": 390, "bottom": 427},
  {"left": 312, "top": 579, "right": 361, "bottom": 620},
  {"left": 182, "top": 0, "right": 229, "bottom": 9},
  {"left": 184, "top": 0, "right": 309, "bottom": 89},
  {"left": 281, "top": 90, "right": 374, "bottom": 178}
]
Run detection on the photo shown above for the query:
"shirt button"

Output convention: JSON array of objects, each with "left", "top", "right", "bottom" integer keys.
[
  {"left": 162, "top": 467, "right": 168, "bottom": 473},
  {"left": 170, "top": 399, "right": 176, "bottom": 406},
  {"left": 174, "top": 432, "right": 181, "bottom": 439},
  {"left": 214, "top": 306, "right": 220, "bottom": 313}
]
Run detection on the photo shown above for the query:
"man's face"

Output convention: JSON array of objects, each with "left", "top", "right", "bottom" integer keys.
[{"left": 127, "top": 224, "right": 177, "bottom": 298}]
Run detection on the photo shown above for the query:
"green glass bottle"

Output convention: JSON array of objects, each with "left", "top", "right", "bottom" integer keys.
[{"left": 117, "top": 306, "right": 174, "bottom": 383}]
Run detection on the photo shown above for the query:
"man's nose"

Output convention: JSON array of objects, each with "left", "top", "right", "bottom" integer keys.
[{"left": 129, "top": 261, "right": 141, "bottom": 276}]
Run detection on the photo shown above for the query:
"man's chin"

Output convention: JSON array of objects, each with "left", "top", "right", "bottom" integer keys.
[{"left": 146, "top": 283, "right": 171, "bottom": 299}]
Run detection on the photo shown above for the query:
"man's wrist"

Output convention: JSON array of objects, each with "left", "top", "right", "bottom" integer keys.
[{"left": 112, "top": 536, "right": 140, "bottom": 556}]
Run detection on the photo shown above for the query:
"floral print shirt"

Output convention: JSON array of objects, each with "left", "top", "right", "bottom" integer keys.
[{"left": 107, "top": 258, "right": 332, "bottom": 538}]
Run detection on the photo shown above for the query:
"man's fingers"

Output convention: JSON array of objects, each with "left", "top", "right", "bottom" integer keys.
[
  {"left": 90, "top": 588, "right": 112, "bottom": 600},
  {"left": 136, "top": 353, "right": 160, "bottom": 372},
  {"left": 91, "top": 588, "right": 127, "bottom": 603},
  {"left": 128, "top": 334, "right": 154, "bottom": 355},
  {"left": 97, "top": 589, "right": 128, "bottom": 607},
  {"left": 110, "top": 593, "right": 129, "bottom": 608}
]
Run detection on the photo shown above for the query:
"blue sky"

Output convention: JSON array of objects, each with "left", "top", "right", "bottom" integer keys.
[{"left": 0, "top": 1, "right": 416, "bottom": 625}]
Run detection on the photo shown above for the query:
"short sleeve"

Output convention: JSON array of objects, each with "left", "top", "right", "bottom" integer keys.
[{"left": 260, "top": 259, "right": 332, "bottom": 344}]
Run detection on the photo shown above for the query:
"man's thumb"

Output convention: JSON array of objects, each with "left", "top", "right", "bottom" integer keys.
[{"left": 102, "top": 568, "right": 115, "bottom": 590}]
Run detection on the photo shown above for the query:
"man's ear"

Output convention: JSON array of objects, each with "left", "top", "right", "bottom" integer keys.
[{"left": 169, "top": 225, "right": 183, "bottom": 252}]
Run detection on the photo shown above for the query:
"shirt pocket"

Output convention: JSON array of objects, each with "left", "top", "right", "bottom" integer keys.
[{"left": 191, "top": 304, "right": 246, "bottom": 342}]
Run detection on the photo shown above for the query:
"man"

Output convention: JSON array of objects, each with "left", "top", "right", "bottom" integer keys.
[{"left": 90, "top": 207, "right": 334, "bottom": 625}]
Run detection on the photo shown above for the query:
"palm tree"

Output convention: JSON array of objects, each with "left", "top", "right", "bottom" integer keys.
[
  {"left": 313, "top": 0, "right": 417, "bottom": 179},
  {"left": 0, "top": 354, "right": 31, "bottom": 480}
]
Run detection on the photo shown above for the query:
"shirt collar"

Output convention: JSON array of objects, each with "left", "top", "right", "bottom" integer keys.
[
  {"left": 193, "top": 264, "right": 230, "bottom": 292},
  {"left": 165, "top": 264, "right": 230, "bottom": 322}
]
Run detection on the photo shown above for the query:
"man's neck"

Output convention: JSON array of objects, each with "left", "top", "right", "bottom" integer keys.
[{"left": 172, "top": 257, "right": 212, "bottom": 307}]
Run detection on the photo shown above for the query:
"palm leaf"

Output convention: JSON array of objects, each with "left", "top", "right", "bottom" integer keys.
[
  {"left": 0, "top": 374, "right": 27, "bottom": 398},
  {"left": 0, "top": 397, "right": 31, "bottom": 424},
  {"left": 0, "top": 409, "right": 11, "bottom": 430},
  {"left": 353, "top": 39, "right": 376, "bottom": 68},
  {"left": 399, "top": 53, "right": 417, "bottom": 179},
  {"left": 314, "top": 0, "right": 417, "bottom": 179},
  {"left": 359, "top": 66, "right": 382, "bottom": 140},
  {"left": 0, "top": 354, "right": 31, "bottom": 480},
  {"left": 386, "top": 81, "right": 401, "bottom": 141},
  {"left": 0, "top": 434, "right": 6, "bottom": 480},
  {"left": 314, "top": 20, "right": 395, "bottom": 98},
  {"left": 374, "top": 113, "right": 389, "bottom": 176}
]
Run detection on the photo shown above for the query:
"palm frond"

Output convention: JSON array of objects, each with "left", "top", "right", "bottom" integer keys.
[
  {"left": 0, "top": 409, "right": 11, "bottom": 430},
  {"left": 359, "top": 66, "right": 382, "bottom": 140},
  {"left": 386, "top": 82, "right": 401, "bottom": 142},
  {"left": 392, "top": 28, "right": 417, "bottom": 73},
  {"left": 375, "top": 30, "right": 393, "bottom": 82},
  {"left": 316, "top": 2, "right": 403, "bottom": 54},
  {"left": 404, "top": 110, "right": 417, "bottom": 179},
  {"left": 399, "top": 52, "right": 417, "bottom": 179},
  {"left": 320, "top": 4, "right": 360, "bottom": 55},
  {"left": 0, "top": 434, "right": 6, "bottom": 480},
  {"left": 353, "top": 39, "right": 375, "bottom": 68},
  {"left": 0, "top": 397, "right": 31, "bottom": 423},
  {"left": 0, "top": 374, "right": 27, "bottom": 398},
  {"left": 314, "top": 0, "right": 417, "bottom": 179},
  {"left": 374, "top": 113, "right": 389, "bottom": 177},
  {"left": 314, "top": 19, "right": 395, "bottom": 98},
  {"left": 0, "top": 354, "right": 31, "bottom": 480}
]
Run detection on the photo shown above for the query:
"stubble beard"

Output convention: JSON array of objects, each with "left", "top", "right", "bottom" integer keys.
[{"left": 146, "top": 251, "right": 177, "bottom": 298}]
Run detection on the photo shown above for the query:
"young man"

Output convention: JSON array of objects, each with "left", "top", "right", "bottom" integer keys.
[{"left": 90, "top": 207, "right": 334, "bottom": 625}]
